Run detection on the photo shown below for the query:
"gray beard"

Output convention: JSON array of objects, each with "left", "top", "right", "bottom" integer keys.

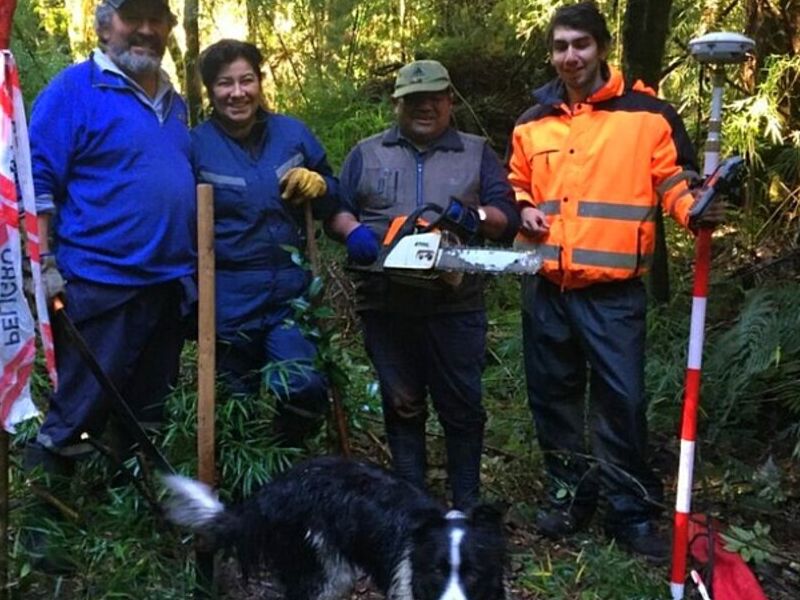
[{"left": 109, "top": 48, "right": 162, "bottom": 78}]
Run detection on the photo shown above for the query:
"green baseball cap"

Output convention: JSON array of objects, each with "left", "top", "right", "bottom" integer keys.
[{"left": 392, "top": 60, "right": 452, "bottom": 99}]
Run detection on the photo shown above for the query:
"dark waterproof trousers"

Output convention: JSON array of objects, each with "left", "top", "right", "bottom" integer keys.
[
  {"left": 36, "top": 279, "right": 188, "bottom": 456},
  {"left": 216, "top": 302, "right": 329, "bottom": 443},
  {"left": 361, "top": 309, "right": 487, "bottom": 510},
  {"left": 521, "top": 276, "right": 662, "bottom": 528}
]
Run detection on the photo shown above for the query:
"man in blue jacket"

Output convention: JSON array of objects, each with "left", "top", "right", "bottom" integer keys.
[
  {"left": 23, "top": 0, "right": 195, "bottom": 486},
  {"left": 328, "top": 60, "right": 520, "bottom": 509}
]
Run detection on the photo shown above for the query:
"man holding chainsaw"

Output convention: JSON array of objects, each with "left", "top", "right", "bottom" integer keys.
[
  {"left": 508, "top": 1, "right": 725, "bottom": 562},
  {"left": 22, "top": 0, "right": 195, "bottom": 560},
  {"left": 327, "top": 60, "right": 520, "bottom": 510}
]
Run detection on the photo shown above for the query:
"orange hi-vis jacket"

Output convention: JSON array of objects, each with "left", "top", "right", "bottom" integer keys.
[{"left": 508, "top": 66, "right": 699, "bottom": 290}]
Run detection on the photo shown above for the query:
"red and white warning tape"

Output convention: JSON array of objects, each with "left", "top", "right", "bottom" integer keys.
[{"left": 0, "top": 50, "right": 57, "bottom": 432}]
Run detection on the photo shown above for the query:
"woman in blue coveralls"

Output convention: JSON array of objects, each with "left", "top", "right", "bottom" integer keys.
[{"left": 193, "top": 39, "right": 339, "bottom": 445}]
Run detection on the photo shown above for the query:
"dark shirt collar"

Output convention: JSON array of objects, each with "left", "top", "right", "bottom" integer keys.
[
  {"left": 211, "top": 107, "right": 270, "bottom": 157},
  {"left": 532, "top": 62, "right": 615, "bottom": 107},
  {"left": 381, "top": 125, "right": 465, "bottom": 153}
]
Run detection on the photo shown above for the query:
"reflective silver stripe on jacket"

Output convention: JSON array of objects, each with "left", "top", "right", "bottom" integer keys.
[
  {"left": 275, "top": 152, "right": 305, "bottom": 179},
  {"left": 656, "top": 169, "right": 701, "bottom": 199},
  {"left": 572, "top": 248, "right": 653, "bottom": 270},
  {"left": 199, "top": 170, "right": 246, "bottom": 187},
  {"left": 538, "top": 199, "right": 561, "bottom": 215},
  {"left": 577, "top": 201, "right": 657, "bottom": 221},
  {"left": 539, "top": 244, "right": 561, "bottom": 261}
]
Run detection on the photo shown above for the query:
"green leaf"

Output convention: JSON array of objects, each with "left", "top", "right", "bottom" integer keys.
[{"left": 308, "top": 276, "right": 324, "bottom": 298}]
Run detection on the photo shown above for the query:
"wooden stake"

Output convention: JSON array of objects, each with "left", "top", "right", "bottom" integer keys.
[
  {"left": 195, "top": 183, "right": 216, "bottom": 598},
  {"left": 197, "top": 183, "right": 216, "bottom": 486}
]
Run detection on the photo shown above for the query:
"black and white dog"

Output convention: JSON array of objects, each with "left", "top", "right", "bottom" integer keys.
[{"left": 163, "top": 456, "right": 506, "bottom": 600}]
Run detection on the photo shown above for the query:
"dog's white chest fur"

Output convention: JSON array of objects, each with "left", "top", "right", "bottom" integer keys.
[{"left": 306, "top": 531, "right": 363, "bottom": 599}]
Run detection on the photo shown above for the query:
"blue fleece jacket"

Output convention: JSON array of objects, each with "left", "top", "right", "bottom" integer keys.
[{"left": 29, "top": 57, "right": 196, "bottom": 286}]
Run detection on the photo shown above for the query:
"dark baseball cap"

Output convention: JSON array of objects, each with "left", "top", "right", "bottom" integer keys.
[
  {"left": 104, "top": 0, "right": 172, "bottom": 11},
  {"left": 392, "top": 60, "right": 452, "bottom": 99}
]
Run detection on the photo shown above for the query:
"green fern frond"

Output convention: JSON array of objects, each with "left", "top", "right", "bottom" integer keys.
[{"left": 701, "top": 285, "right": 800, "bottom": 434}]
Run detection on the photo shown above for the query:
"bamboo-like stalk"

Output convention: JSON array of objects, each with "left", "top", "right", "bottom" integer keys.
[{"left": 304, "top": 202, "right": 351, "bottom": 457}]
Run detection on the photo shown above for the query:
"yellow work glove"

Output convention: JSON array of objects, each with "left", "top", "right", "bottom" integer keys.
[{"left": 279, "top": 167, "right": 327, "bottom": 205}]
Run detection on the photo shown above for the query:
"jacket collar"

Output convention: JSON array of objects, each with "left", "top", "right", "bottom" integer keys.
[
  {"left": 89, "top": 50, "right": 175, "bottom": 118},
  {"left": 381, "top": 125, "right": 465, "bottom": 152},
  {"left": 532, "top": 64, "right": 626, "bottom": 108},
  {"left": 90, "top": 49, "right": 172, "bottom": 96},
  {"left": 210, "top": 107, "right": 270, "bottom": 156}
]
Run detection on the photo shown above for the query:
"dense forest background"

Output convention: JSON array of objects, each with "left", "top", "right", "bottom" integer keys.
[{"left": 5, "top": 0, "right": 800, "bottom": 598}]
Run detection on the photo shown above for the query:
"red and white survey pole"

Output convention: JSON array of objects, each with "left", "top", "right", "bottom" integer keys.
[{"left": 670, "top": 32, "right": 755, "bottom": 600}]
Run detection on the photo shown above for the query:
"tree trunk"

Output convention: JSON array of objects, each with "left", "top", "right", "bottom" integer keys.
[
  {"left": 622, "top": 0, "right": 673, "bottom": 88},
  {"left": 183, "top": 0, "right": 203, "bottom": 126},
  {"left": 745, "top": 0, "right": 800, "bottom": 112},
  {"left": 167, "top": 33, "right": 185, "bottom": 92},
  {"left": 247, "top": 0, "right": 260, "bottom": 48},
  {"left": 744, "top": 0, "right": 800, "bottom": 195},
  {"left": 622, "top": 0, "right": 675, "bottom": 304}
]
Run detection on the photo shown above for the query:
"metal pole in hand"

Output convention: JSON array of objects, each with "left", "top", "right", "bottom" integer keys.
[
  {"left": 195, "top": 183, "right": 216, "bottom": 598},
  {"left": 304, "top": 202, "right": 351, "bottom": 457},
  {"left": 670, "top": 33, "right": 754, "bottom": 600}
]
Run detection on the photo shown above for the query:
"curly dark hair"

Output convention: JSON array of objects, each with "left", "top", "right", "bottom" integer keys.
[
  {"left": 198, "top": 39, "right": 264, "bottom": 92},
  {"left": 546, "top": 1, "right": 612, "bottom": 52}
]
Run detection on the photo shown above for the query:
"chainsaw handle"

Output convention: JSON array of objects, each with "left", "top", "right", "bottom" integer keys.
[
  {"left": 387, "top": 204, "right": 445, "bottom": 249},
  {"left": 416, "top": 204, "right": 446, "bottom": 233}
]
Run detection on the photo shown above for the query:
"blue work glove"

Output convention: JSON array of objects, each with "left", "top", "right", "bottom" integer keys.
[
  {"left": 346, "top": 224, "right": 380, "bottom": 265},
  {"left": 442, "top": 197, "right": 481, "bottom": 241}
]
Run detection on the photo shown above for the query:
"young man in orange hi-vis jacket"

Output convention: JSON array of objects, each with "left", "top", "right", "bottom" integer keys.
[{"left": 508, "top": 1, "right": 724, "bottom": 563}]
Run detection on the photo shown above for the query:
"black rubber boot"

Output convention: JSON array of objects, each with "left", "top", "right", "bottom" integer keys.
[
  {"left": 22, "top": 441, "right": 75, "bottom": 479},
  {"left": 272, "top": 412, "right": 324, "bottom": 448},
  {"left": 20, "top": 442, "right": 78, "bottom": 575},
  {"left": 385, "top": 420, "right": 427, "bottom": 492},
  {"left": 607, "top": 520, "right": 669, "bottom": 564},
  {"left": 445, "top": 432, "right": 483, "bottom": 510},
  {"left": 535, "top": 502, "right": 596, "bottom": 539}
]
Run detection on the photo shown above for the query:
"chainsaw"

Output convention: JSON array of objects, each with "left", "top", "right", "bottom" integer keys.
[{"left": 350, "top": 202, "right": 543, "bottom": 287}]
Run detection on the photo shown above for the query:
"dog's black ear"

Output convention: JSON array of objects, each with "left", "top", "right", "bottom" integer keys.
[
  {"left": 412, "top": 507, "right": 445, "bottom": 527},
  {"left": 409, "top": 507, "right": 446, "bottom": 538},
  {"left": 468, "top": 503, "right": 506, "bottom": 531}
]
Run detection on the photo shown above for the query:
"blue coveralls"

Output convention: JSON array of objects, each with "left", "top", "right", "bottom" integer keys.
[
  {"left": 192, "top": 110, "right": 339, "bottom": 441},
  {"left": 28, "top": 51, "right": 196, "bottom": 456}
]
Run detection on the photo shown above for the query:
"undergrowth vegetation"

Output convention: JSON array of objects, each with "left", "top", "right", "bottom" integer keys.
[
  {"left": 6, "top": 0, "right": 800, "bottom": 598},
  {"left": 11, "top": 214, "right": 800, "bottom": 598}
]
